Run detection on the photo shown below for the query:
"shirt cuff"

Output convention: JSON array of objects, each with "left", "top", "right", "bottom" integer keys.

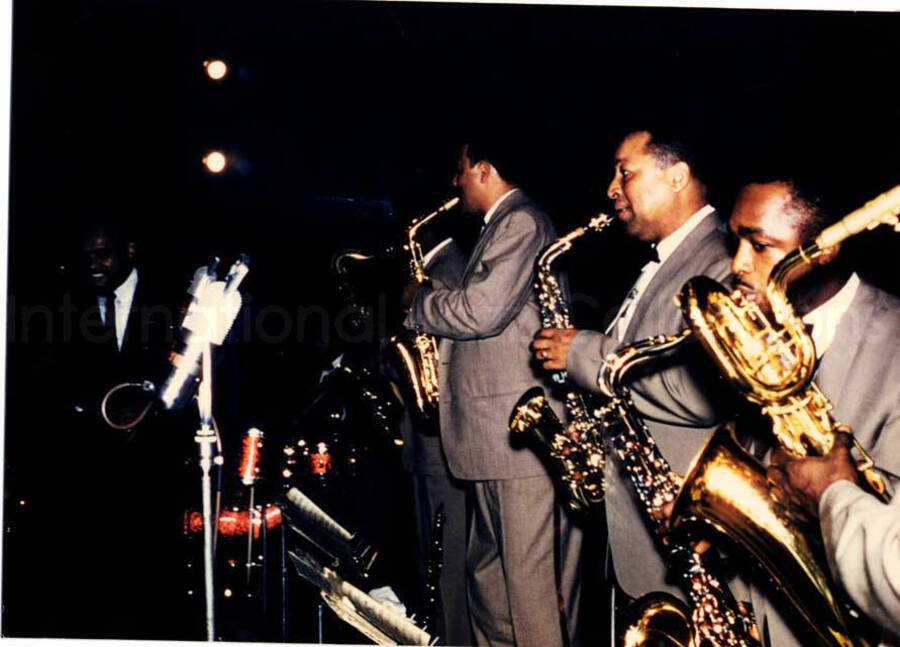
[{"left": 422, "top": 237, "right": 454, "bottom": 269}]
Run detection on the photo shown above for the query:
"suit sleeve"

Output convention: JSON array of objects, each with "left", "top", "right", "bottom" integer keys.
[
  {"left": 404, "top": 210, "right": 547, "bottom": 341},
  {"left": 819, "top": 480, "right": 900, "bottom": 634},
  {"left": 566, "top": 255, "right": 733, "bottom": 427},
  {"left": 424, "top": 239, "right": 467, "bottom": 291}
]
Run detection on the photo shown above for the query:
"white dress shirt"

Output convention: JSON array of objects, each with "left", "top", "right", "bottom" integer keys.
[
  {"left": 802, "top": 272, "right": 860, "bottom": 359},
  {"left": 482, "top": 187, "right": 520, "bottom": 227},
  {"left": 98, "top": 267, "right": 138, "bottom": 352},
  {"left": 608, "top": 204, "right": 716, "bottom": 340}
]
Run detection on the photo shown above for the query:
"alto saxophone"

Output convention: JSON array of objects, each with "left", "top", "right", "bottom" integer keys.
[
  {"left": 508, "top": 214, "right": 757, "bottom": 645},
  {"left": 509, "top": 213, "right": 614, "bottom": 513},
  {"left": 671, "top": 185, "right": 900, "bottom": 647},
  {"left": 390, "top": 197, "right": 460, "bottom": 419}
]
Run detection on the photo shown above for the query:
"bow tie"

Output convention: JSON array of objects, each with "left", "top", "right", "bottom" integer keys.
[{"left": 638, "top": 244, "right": 660, "bottom": 266}]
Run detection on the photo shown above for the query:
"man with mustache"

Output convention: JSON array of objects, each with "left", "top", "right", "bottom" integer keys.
[
  {"left": 531, "top": 128, "right": 736, "bottom": 627},
  {"left": 726, "top": 178, "right": 900, "bottom": 646}
]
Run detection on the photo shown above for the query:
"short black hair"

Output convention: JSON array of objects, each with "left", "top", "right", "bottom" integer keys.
[
  {"left": 781, "top": 180, "right": 833, "bottom": 243},
  {"left": 80, "top": 221, "right": 134, "bottom": 255},
  {"left": 462, "top": 129, "right": 525, "bottom": 187},
  {"left": 742, "top": 174, "right": 838, "bottom": 244},
  {"left": 614, "top": 119, "right": 713, "bottom": 187}
]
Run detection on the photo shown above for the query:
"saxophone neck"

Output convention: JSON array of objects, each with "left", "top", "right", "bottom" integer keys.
[
  {"left": 406, "top": 197, "right": 460, "bottom": 282},
  {"left": 599, "top": 330, "right": 693, "bottom": 398},
  {"left": 333, "top": 250, "right": 375, "bottom": 276},
  {"left": 537, "top": 212, "right": 614, "bottom": 271},
  {"left": 407, "top": 196, "right": 460, "bottom": 239},
  {"left": 766, "top": 242, "right": 829, "bottom": 325},
  {"left": 536, "top": 239, "right": 573, "bottom": 271}
]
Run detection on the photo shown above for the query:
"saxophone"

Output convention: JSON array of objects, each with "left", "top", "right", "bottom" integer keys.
[
  {"left": 669, "top": 185, "right": 900, "bottom": 647},
  {"left": 597, "top": 333, "right": 762, "bottom": 647},
  {"left": 390, "top": 197, "right": 460, "bottom": 418},
  {"left": 509, "top": 213, "right": 614, "bottom": 513},
  {"left": 508, "top": 216, "right": 759, "bottom": 646}
]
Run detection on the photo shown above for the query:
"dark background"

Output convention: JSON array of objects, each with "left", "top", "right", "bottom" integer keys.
[
  {"left": 10, "top": 2, "right": 900, "bottom": 331},
  {"left": 5, "top": 0, "right": 900, "bottom": 641}
]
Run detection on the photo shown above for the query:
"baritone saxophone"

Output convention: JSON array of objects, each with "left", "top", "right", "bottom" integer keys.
[{"left": 671, "top": 184, "right": 900, "bottom": 647}]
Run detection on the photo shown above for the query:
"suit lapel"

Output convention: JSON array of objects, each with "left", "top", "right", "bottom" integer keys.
[
  {"left": 815, "top": 280, "right": 877, "bottom": 398},
  {"left": 623, "top": 212, "right": 722, "bottom": 340},
  {"left": 461, "top": 190, "right": 530, "bottom": 280}
]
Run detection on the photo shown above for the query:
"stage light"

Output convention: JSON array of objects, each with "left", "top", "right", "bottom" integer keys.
[
  {"left": 204, "top": 59, "right": 228, "bottom": 81},
  {"left": 203, "top": 150, "right": 227, "bottom": 174}
]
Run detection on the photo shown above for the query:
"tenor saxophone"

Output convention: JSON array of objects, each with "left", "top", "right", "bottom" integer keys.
[
  {"left": 509, "top": 213, "right": 614, "bottom": 513},
  {"left": 597, "top": 333, "right": 762, "bottom": 647},
  {"left": 670, "top": 185, "right": 900, "bottom": 647},
  {"left": 390, "top": 197, "right": 459, "bottom": 418}
]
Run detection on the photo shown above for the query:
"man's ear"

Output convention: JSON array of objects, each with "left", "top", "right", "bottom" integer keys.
[
  {"left": 476, "top": 161, "right": 492, "bottom": 184},
  {"left": 667, "top": 161, "right": 691, "bottom": 193},
  {"left": 127, "top": 242, "right": 137, "bottom": 260}
]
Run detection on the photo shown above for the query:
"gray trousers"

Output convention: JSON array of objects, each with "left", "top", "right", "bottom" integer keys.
[
  {"left": 414, "top": 471, "right": 475, "bottom": 647},
  {"left": 468, "top": 476, "right": 582, "bottom": 647}
]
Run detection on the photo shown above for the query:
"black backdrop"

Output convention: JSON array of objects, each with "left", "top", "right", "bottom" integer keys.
[
  {"left": 11, "top": 1, "right": 900, "bottom": 415},
  {"left": 6, "top": 0, "right": 900, "bottom": 640}
]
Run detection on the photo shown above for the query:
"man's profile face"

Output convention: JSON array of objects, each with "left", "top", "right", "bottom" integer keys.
[
  {"left": 452, "top": 145, "right": 484, "bottom": 216},
  {"left": 606, "top": 131, "right": 677, "bottom": 243},
  {"left": 82, "top": 232, "right": 130, "bottom": 292},
  {"left": 729, "top": 182, "right": 804, "bottom": 310}
]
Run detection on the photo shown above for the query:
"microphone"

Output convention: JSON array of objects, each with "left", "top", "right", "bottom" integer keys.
[{"left": 157, "top": 254, "right": 249, "bottom": 411}]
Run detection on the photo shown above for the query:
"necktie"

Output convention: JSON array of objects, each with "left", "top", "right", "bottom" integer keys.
[
  {"left": 605, "top": 245, "right": 660, "bottom": 340},
  {"left": 100, "top": 293, "right": 118, "bottom": 352}
]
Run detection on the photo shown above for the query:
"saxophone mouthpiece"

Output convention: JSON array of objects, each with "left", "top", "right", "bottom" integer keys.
[{"left": 439, "top": 196, "right": 460, "bottom": 212}]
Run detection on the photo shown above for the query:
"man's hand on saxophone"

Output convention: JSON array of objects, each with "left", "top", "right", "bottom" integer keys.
[
  {"left": 401, "top": 278, "right": 428, "bottom": 309},
  {"left": 767, "top": 429, "right": 861, "bottom": 521},
  {"left": 531, "top": 327, "right": 579, "bottom": 371}
]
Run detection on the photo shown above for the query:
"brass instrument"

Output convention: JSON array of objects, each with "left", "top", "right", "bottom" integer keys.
[
  {"left": 390, "top": 197, "right": 460, "bottom": 418},
  {"left": 333, "top": 249, "right": 376, "bottom": 336},
  {"left": 597, "top": 333, "right": 761, "bottom": 647},
  {"left": 512, "top": 329, "right": 760, "bottom": 646},
  {"left": 670, "top": 185, "right": 900, "bottom": 647},
  {"left": 509, "top": 213, "right": 614, "bottom": 513}
]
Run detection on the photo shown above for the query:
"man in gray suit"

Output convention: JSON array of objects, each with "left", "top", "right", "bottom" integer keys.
[
  {"left": 404, "top": 138, "right": 581, "bottom": 647},
  {"left": 400, "top": 237, "right": 474, "bottom": 647},
  {"left": 531, "top": 129, "right": 734, "bottom": 607},
  {"left": 725, "top": 178, "right": 900, "bottom": 646}
]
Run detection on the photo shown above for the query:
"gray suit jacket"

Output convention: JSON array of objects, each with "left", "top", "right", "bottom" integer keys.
[
  {"left": 756, "top": 278, "right": 900, "bottom": 647},
  {"left": 400, "top": 239, "right": 469, "bottom": 477},
  {"left": 405, "top": 191, "right": 564, "bottom": 480},
  {"left": 816, "top": 279, "right": 900, "bottom": 482},
  {"left": 566, "top": 211, "right": 733, "bottom": 598}
]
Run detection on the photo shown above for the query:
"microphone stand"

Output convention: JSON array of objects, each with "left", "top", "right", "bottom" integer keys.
[{"left": 196, "top": 339, "right": 220, "bottom": 641}]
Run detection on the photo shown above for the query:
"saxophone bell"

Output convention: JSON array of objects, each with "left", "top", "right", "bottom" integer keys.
[{"left": 509, "top": 388, "right": 606, "bottom": 513}]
